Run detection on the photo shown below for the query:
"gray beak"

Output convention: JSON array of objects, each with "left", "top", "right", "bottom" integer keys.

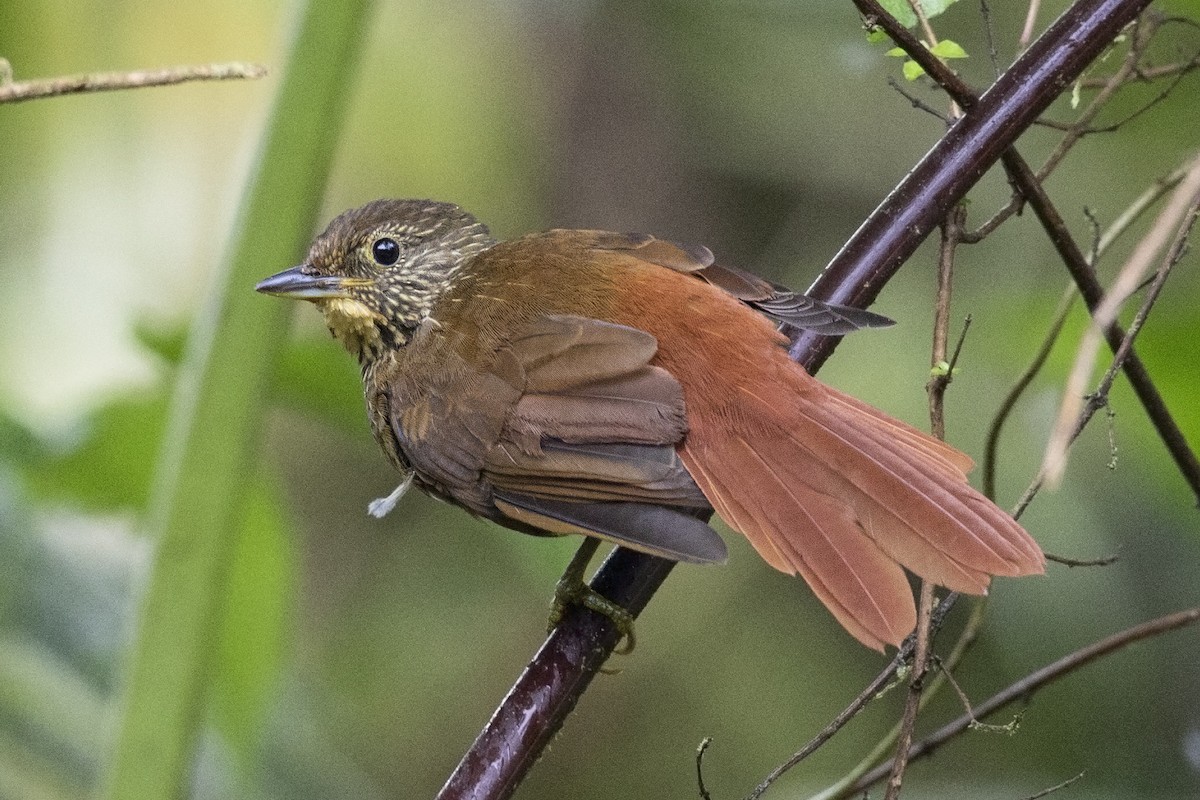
[{"left": 255, "top": 265, "right": 347, "bottom": 299}]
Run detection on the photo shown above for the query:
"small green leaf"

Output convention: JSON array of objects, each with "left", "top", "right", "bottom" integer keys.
[
  {"left": 877, "top": 0, "right": 917, "bottom": 28},
  {"left": 903, "top": 60, "right": 926, "bottom": 81},
  {"left": 929, "top": 39, "right": 968, "bottom": 59},
  {"left": 919, "top": 0, "right": 962, "bottom": 19},
  {"left": 930, "top": 360, "right": 952, "bottom": 377},
  {"left": 866, "top": 29, "right": 889, "bottom": 44},
  {"left": 886, "top": 46, "right": 908, "bottom": 58},
  {"left": 1071, "top": 79, "right": 1082, "bottom": 109}
]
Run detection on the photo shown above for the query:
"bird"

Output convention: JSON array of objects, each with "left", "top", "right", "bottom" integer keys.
[{"left": 256, "top": 198, "right": 1044, "bottom": 651}]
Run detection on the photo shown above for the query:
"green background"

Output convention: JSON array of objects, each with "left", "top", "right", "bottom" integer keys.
[{"left": 1, "top": 1, "right": 1198, "bottom": 798}]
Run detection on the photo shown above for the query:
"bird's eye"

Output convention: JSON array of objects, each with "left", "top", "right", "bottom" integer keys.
[{"left": 371, "top": 237, "right": 400, "bottom": 266}]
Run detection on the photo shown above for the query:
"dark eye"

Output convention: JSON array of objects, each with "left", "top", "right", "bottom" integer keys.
[{"left": 371, "top": 237, "right": 400, "bottom": 266}]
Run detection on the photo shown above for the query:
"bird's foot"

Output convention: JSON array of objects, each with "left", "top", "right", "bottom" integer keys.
[{"left": 547, "top": 538, "right": 636, "bottom": 655}]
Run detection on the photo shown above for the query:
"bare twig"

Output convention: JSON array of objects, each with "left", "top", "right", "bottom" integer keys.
[
  {"left": 0, "top": 61, "right": 267, "bottom": 104},
  {"left": 978, "top": 0, "right": 1003, "bottom": 78},
  {"left": 697, "top": 738, "right": 714, "bottom": 800},
  {"left": 983, "top": 162, "right": 1190, "bottom": 500},
  {"left": 746, "top": 594, "right": 961, "bottom": 800},
  {"left": 1079, "top": 53, "right": 1200, "bottom": 86},
  {"left": 908, "top": 0, "right": 941, "bottom": 49},
  {"left": 884, "top": 581, "right": 935, "bottom": 800},
  {"left": 927, "top": 205, "right": 968, "bottom": 438},
  {"left": 982, "top": 285, "right": 1076, "bottom": 500},
  {"left": 887, "top": 76, "right": 952, "bottom": 123},
  {"left": 1019, "top": 0, "right": 1043, "bottom": 54},
  {"left": 1042, "top": 153, "right": 1200, "bottom": 486},
  {"left": 1044, "top": 549, "right": 1120, "bottom": 567},
  {"left": 842, "top": 608, "right": 1200, "bottom": 795},
  {"left": 970, "top": 15, "right": 1160, "bottom": 240},
  {"left": 1024, "top": 771, "right": 1086, "bottom": 799}
]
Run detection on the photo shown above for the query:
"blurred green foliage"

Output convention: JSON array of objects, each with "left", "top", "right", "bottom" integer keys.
[{"left": 1, "top": 1, "right": 1198, "bottom": 799}]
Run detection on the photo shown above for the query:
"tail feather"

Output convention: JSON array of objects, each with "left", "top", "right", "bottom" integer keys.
[
  {"left": 685, "top": 439, "right": 913, "bottom": 650},
  {"left": 782, "top": 388, "right": 1039, "bottom": 577},
  {"left": 681, "top": 370, "right": 1044, "bottom": 650}
]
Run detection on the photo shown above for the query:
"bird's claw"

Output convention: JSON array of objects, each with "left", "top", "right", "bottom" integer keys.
[{"left": 547, "top": 538, "right": 637, "bottom": 655}]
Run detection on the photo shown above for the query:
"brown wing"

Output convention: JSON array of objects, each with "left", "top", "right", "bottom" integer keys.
[
  {"left": 587, "top": 231, "right": 894, "bottom": 334},
  {"left": 388, "top": 313, "right": 725, "bottom": 563},
  {"left": 488, "top": 315, "right": 724, "bottom": 563}
]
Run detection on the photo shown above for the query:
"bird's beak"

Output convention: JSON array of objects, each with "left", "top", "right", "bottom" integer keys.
[{"left": 255, "top": 265, "right": 349, "bottom": 300}]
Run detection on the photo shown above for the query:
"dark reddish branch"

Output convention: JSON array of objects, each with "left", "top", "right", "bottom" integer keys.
[{"left": 435, "top": 2, "right": 1150, "bottom": 798}]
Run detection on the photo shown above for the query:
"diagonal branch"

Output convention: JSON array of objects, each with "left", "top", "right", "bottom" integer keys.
[{"left": 436, "top": 2, "right": 1156, "bottom": 798}]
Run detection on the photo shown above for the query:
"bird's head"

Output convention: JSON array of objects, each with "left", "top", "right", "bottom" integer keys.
[{"left": 256, "top": 198, "right": 495, "bottom": 362}]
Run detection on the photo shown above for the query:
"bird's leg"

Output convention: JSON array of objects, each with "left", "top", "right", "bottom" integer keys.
[{"left": 548, "top": 537, "right": 636, "bottom": 654}]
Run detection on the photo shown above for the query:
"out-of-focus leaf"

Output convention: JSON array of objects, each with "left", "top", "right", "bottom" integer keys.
[
  {"left": 903, "top": 59, "right": 926, "bottom": 80},
  {"left": 137, "top": 321, "right": 363, "bottom": 431},
  {"left": 211, "top": 473, "right": 294, "bottom": 766},
  {"left": 273, "top": 337, "right": 365, "bottom": 432},
  {"left": 0, "top": 636, "right": 108, "bottom": 786},
  {"left": 24, "top": 393, "right": 168, "bottom": 512},
  {"left": 133, "top": 322, "right": 187, "bottom": 366}
]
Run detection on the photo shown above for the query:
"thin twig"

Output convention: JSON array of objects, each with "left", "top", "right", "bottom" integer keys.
[
  {"left": 697, "top": 738, "right": 714, "bottom": 800},
  {"left": 1042, "top": 153, "right": 1200, "bottom": 487},
  {"left": 1043, "top": 549, "right": 1120, "bottom": 567},
  {"left": 0, "top": 61, "right": 267, "bottom": 104},
  {"left": 1018, "top": 184, "right": 1199, "bottom": 515},
  {"left": 927, "top": 205, "right": 968, "bottom": 439},
  {"left": 746, "top": 595, "right": 961, "bottom": 800},
  {"left": 1024, "top": 771, "right": 1086, "bottom": 799},
  {"left": 842, "top": 608, "right": 1200, "bottom": 795},
  {"left": 887, "top": 76, "right": 952, "bottom": 123},
  {"left": 1079, "top": 53, "right": 1200, "bottom": 86},
  {"left": 1019, "top": 0, "right": 1043, "bottom": 54},
  {"left": 978, "top": 0, "right": 1003, "bottom": 78},
  {"left": 884, "top": 581, "right": 935, "bottom": 800},
  {"left": 982, "top": 285, "right": 1075, "bottom": 500}
]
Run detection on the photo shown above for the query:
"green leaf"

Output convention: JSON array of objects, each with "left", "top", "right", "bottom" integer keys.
[
  {"left": 100, "top": 0, "right": 377, "bottom": 798},
  {"left": 24, "top": 392, "right": 168, "bottom": 512},
  {"left": 866, "top": 29, "right": 889, "bottom": 44},
  {"left": 273, "top": 336, "right": 366, "bottom": 432},
  {"left": 929, "top": 39, "right": 968, "bottom": 59},
  {"left": 920, "top": 0, "right": 962, "bottom": 18},
  {"left": 903, "top": 60, "right": 926, "bottom": 81},
  {"left": 877, "top": 0, "right": 917, "bottom": 28},
  {"left": 886, "top": 46, "right": 908, "bottom": 58},
  {"left": 877, "top": 0, "right": 961, "bottom": 29}
]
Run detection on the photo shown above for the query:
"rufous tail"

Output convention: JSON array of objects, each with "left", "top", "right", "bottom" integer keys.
[{"left": 680, "top": 363, "right": 1044, "bottom": 651}]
